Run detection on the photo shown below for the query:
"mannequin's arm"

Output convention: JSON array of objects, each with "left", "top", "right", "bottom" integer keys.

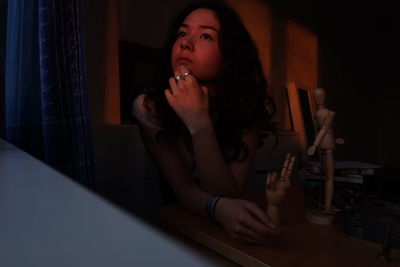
[{"left": 307, "top": 111, "right": 335, "bottom": 156}]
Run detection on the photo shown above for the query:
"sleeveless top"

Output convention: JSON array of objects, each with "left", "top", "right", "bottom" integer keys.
[{"left": 132, "top": 94, "right": 196, "bottom": 173}]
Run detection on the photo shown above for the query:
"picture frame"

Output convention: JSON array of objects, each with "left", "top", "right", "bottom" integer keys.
[{"left": 286, "top": 82, "right": 316, "bottom": 164}]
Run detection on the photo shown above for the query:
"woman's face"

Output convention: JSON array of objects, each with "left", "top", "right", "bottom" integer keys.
[{"left": 171, "top": 8, "right": 224, "bottom": 83}]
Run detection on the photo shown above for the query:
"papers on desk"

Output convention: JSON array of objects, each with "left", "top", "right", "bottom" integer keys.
[
  {"left": 305, "top": 160, "right": 383, "bottom": 177},
  {"left": 301, "top": 160, "right": 383, "bottom": 185},
  {"left": 302, "top": 171, "right": 364, "bottom": 184},
  {"left": 307, "top": 160, "right": 383, "bottom": 169}
]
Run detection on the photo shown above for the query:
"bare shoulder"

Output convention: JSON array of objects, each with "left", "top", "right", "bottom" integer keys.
[
  {"left": 133, "top": 94, "right": 156, "bottom": 115},
  {"left": 132, "top": 93, "right": 162, "bottom": 129}
]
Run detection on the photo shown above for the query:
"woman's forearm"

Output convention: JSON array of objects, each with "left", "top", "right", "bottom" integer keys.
[
  {"left": 174, "top": 179, "right": 211, "bottom": 218},
  {"left": 190, "top": 117, "right": 239, "bottom": 197}
]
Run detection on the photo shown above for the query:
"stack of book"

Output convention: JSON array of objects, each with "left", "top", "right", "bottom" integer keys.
[
  {"left": 303, "top": 161, "right": 383, "bottom": 184},
  {"left": 343, "top": 207, "right": 400, "bottom": 248}
]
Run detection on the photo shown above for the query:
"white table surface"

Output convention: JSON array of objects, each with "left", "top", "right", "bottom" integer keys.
[{"left": 0, "top": 139, "right": 213, "bottom": 267}]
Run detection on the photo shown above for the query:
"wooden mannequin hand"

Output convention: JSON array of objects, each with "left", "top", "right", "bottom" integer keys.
[
  {"left": 336, "top": 138, "right": 345, "bottom": 145},
  {"left": 165, "top": 65, "right": 210, "bottom": 135},
  {"left": 307, "top": 145, "right": 316, "bottom": 156},
  {"left": 266, "top": 153, "right": 296, "bottom": 225},
  {"left": 214, "top": 197, "right": 280, "bottom": 244},
  {"left": 266, "top": 172, "right": 290, "bottom": 206}
]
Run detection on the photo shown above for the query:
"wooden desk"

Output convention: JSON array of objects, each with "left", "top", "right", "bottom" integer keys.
[{"left": 157, "top": 184, "right": 400, "bottom": 267}]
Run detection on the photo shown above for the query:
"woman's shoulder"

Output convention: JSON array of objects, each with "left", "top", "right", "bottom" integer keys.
[{"left": 132, "top": 93, "right": 162, "bottom": 129}]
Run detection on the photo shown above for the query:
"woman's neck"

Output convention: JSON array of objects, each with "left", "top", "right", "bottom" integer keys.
[{"left": 201, "top": 82, "right": 217, "bottom": 96}]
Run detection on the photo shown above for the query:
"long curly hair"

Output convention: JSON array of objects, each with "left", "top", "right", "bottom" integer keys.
[{"left": 144, "top": 1, "right": 276, "bottom": 162}]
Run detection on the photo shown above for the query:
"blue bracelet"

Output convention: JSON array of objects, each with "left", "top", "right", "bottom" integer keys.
[
  {"left": 206, "top": 196, "right": 221, "bottom": 220},
  {"left": 211, "top": 196, "right": 221, "bottom": 219},
  {"left": 206, "top": 197, "right": 214, "bottom": 218}
]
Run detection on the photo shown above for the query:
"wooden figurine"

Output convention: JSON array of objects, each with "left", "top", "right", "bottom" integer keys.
[
  {"left": 266, "top": 153, "right": 296, "bottom": 226},
  {"left": 306, "top": 88, "right": 338, "bottom": 225}
]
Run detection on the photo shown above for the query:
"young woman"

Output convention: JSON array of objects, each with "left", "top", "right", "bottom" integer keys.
[{"left": 133, "top": 1, "right": 281, "bottom": 244}]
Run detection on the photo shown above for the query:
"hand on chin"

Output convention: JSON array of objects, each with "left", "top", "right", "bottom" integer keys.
[{"left": 165, "top": 65, "right": 211, "bottom": 134}]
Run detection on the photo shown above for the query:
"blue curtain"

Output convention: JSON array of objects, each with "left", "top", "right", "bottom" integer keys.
[{"left": 5, "top": 0, "right": 94, "bottom": 188}]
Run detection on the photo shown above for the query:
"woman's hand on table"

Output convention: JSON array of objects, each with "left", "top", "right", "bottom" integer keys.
[{"left": 214, "top": 197, "right": 281, "bottom": 244}]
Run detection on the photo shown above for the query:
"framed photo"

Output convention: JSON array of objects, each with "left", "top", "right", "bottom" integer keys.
[{"left": 286, "top": 82, "right": 316, "bottom": 163}]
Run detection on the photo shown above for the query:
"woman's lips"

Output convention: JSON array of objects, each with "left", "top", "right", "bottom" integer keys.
[{"left": 176, "top": 57, "right": 193, "bottom": 64}]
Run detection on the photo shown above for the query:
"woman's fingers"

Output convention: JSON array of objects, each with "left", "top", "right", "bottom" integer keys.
[
  {"left": 174, "top": 66, "right": 192, "bottom": 84},
  {"left": 173, "top": 70, "right": 186, "bottom": 90},
  {"left": 233, "top": 225, "right": 267, "bottom": 244},
  {"left": 168, "top": 76, "right": 179, "bottom": 95},
  {"left": 244, "top": 202, "right": 278, "bottom": 231},
  {"left": 173, "top": 65, "right": 202, "bottom": 94},
  {"left": 231, "top": 204, "right": 280, "bottom": 244},
  {"left": 200, "top": 85, "right": 208, "bottom": 95},
  {"left": 217, "top": 199, "right": 282, "bottom": 245},
  {"left": 176, "top": 65, "right": 192, "bottom": 79},
  {"left": 164, "top": 88, "right": 174, "bottom": 105}
]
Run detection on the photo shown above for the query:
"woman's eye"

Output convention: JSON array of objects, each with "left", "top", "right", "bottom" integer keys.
[
  {"left": 177, "top": 31, "right": 186, "bottom": 38},
  {"left": 200, "top": 33, "right": 212, "bottom": 40}
]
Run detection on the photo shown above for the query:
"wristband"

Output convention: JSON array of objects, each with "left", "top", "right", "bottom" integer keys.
[
  {"left": 206, "top": 196, "right": 221, "bottom": 220},
  {"left": 211, "top": 196, "right": 221, "bottom": 219}
]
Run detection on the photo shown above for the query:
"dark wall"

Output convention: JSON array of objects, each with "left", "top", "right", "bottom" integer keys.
[
  {"left": 267, "top": 0, "right": 399, "bottom": 167},
  {"left": 317, "top": 2, "right": 398, "bottom": 166}
]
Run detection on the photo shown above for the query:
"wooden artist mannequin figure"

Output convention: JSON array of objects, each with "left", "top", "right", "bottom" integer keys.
[
  {"left": 265, "top": 153, "right": 296, "bottom": 226},
  {"left": 306, "top": 88, "right": 336, "bottom": 223}
]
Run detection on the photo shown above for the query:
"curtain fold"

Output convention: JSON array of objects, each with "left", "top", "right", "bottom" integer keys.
[{"left": 5, "top": 0, "right": 94, "bottom": 188}]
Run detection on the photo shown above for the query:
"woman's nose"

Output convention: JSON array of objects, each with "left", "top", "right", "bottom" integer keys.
[{"left": 180, "top": 35, "right": 194, "bottom": 51}]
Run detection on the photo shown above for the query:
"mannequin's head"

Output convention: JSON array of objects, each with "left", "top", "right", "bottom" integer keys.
[{"left": 313, "top": 88, "right": 326, "bottom": 106}]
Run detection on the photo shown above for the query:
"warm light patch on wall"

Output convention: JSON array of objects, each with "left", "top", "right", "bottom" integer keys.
[
  {"left": 286, "top": 20, "right": 318, "bottom": 161},
  {"left": 226, "top": 1, "right": 319, "bottom": 132},
  {"left": 226, "top": 0, "right": 272, "bottom": 78},
  {"left": 286, "top": 20, "right": 318, "bottom": 92},
  {"left": 103, "top": 0, "right": 121, "bottom": 124}
]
